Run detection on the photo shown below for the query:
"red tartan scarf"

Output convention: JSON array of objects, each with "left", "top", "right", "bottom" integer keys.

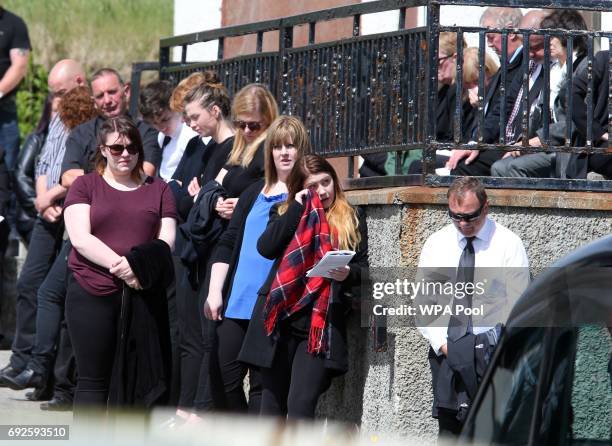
[{"left": 262, "top": 191, "right": 337, "bottom": 354}]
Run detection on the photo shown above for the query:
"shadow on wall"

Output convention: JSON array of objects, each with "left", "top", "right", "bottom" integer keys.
[{"left": 316, "top": 311, "right": 396, "bottom": 426}]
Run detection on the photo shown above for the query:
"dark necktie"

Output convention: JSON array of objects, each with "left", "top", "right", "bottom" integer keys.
[
  {"left": 162, "top": 135, "right": 172, "bottom": 149},
  {"left": 448, "top": 236, "right": 475, "bottom": 342},
  {"left": 505, "top": 61, "right": 536, "bottom": 143}
]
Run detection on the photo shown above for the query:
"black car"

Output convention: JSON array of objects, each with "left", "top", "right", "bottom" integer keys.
[{"left": 460, "top": 235, "right": 612, "bottom": 445}]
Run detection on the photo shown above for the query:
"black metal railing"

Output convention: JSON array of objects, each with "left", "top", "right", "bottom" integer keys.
[
  {"left": 128, "top": 62, "right": 160, "bottom": 117},
  {"left": 158, "top": 0, "right": 612, "bottom": 192},
  {"left": 425, "top": 0, "right": 612, "bottom": 191}
]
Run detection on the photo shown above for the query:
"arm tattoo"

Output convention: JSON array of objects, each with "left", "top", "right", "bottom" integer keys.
[{"left": 16, "top": 48, "right": 28, "bottom": 56}]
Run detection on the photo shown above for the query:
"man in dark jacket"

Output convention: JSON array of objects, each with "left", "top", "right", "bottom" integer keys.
[
  {"left": 447, "top": 7, "right": 529, "bottom": 176},
  {"left": 567, "top": 50, "right": 612, "bottom": 179}
]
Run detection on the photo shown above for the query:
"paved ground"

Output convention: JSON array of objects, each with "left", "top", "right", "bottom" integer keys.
[{"left": 0, "top": 349, "right": 73, "bottom": 427}]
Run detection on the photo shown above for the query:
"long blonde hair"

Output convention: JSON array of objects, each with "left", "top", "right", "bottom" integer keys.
[
  {"left": 227, "top": 83, "right": 278, "bottom": 168},
  {"left": 282, "top": 155, "right": 360, "bottom": 251}
]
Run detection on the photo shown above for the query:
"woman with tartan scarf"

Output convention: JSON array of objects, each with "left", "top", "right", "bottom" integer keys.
[{"left": 239, "top": 154, "right": 368, "bottom": 419}]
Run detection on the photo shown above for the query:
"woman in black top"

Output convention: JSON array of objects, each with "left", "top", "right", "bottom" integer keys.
[
  {"left": 176, "top": 82, "right": 279, "bottom": 421},
  {"left": 214, "top": 83, "right": 279, "bottom": 219},
  {"left": 240, "top": 155, "right": 368, "bottom": 419},
  {"left": 170, "top": 77, "right": 235, "bottom": 420}
]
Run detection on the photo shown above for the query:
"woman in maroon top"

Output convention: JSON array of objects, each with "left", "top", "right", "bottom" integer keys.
[{"left": 63, "top": 116, "right": 177, "bottom": 409}]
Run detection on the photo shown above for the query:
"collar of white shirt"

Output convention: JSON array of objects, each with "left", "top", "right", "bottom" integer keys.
[{"left": 455, "top": 217, "right": 494, "bottom": 249}]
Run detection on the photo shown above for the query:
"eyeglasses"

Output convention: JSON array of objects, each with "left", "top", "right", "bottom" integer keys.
[
  {"left": 448, "top": 203, "right": 485, "bottom": 223},
  {"left": 233, "top": 120, "right": 262, "bottom": 132},
  {"left": 104, "top": 143, "right": 139, "bottom": 156},
  {"left": 438, "top": 55, "right": 453, "bottom": 66}
]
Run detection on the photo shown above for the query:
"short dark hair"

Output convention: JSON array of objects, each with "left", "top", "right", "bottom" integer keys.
[
  {"left": 90, "top": 67, "right": 124, "bottom": 86},
  {"left": 94, "top": 116, "right": 144, "bottom": 182},
  {"left": 540, "top": 10, "right": 588, "bottom": 56},
  {"left": 139, "top": 80, "right": 173, "bottom": 120},
  {"left": 447, "top": 177, "right": 487, "bottom": 206}
]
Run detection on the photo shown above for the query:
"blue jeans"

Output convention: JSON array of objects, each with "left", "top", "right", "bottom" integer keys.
[{"left": 0, "top": 111, "right": 21, "bottom": 171}]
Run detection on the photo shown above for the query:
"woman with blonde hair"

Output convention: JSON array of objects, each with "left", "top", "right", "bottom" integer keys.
[
  {"left": 239, "top": 154, "right": 368, "bottom": 419},
  {"left": 204, "top": 115, "right": 309, "bottom": 413},
  {"left": 172, "top": 82, "right": 278, "bottom": 421},
  {"left": 213, "top": 83, "right": 278, "bottom": 219},
  {"left": 462, "top": 47, "right": 500, "bottom": 140}
]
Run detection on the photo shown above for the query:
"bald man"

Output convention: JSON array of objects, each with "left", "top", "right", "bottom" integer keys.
[
  {"left": 47, "top": 59, "right": 86, "bottom": 114},
  {"left": 0, "top": 59, "right": 85, "bottom": 397}
]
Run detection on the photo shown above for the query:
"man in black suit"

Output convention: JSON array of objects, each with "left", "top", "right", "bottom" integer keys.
[
  {"left": 447, "top": 9, "right": 548, "bottom": 176},
  {"left": 490, "top": 10, "right": 559, "bottom": 177},
  {"left": 567, "top": 49, "right": 612, "bottom": 179}
]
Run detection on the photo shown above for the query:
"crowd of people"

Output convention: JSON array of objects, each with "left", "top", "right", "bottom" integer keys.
[
  {"left": 361, "top": 7, "right": 611, "bottom": 181},
  {"left": 0, "top": 4, "right": 607, "bottom": 441},
  {"left": 0, "top": 51, "right": 367, "bottom": 424}
]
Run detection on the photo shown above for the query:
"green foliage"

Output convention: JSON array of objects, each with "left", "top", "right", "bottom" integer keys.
[
  {"left": 2, "top": 0, "right": 172, "bottom": 77},
  {"left": 16, "top": 57, "right": 48, "bottom": 137},
  {"left": 2, "top": 0, "right": 172, "bottom": 136}
]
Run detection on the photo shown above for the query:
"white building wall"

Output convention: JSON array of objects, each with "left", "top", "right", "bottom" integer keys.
[
  {"left": 173, "top": 2, "right": 609, "bottom": 59},
  {"left": 173, "top": 0, "right": 222, "bottom": 62}
]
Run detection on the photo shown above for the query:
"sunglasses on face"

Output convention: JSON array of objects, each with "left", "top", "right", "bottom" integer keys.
[
  {"left": 448, "top": 203, "right": 484, "bottom": 223},
  {"left": 233, "top": 120, "right": 262, "bottom": 132},
  {"left": 104, "top": 143, "right": 139, "bottom": 156}
]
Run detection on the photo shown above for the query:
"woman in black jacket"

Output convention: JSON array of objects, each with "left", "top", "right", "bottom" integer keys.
[
  {"left": 175, "top": 81, "right": 279, "bottom": 422},
  {"left": 203, "top": 115, "right": 310, "bottom": 413},
  {"left": 240, "top": 154, "right": 368, "bottom": 419}
]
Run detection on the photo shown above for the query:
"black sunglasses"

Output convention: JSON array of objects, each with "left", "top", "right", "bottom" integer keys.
[
  {"left": 448, "top": 203, "right": 485, "bottom": 223},
  {"left": 233, "top": 120, "right": 262, "bottom": 132},
  {"left": 104, "top": 143, "right": 139, "bottom": 156}
]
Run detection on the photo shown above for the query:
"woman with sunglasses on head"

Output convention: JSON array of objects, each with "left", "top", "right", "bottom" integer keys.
[
  {"left": 63, "top": 116, "right": 177, "bottom": 411},
  {"left": 239, "top": 154, "right": 368, "bottom": 419},
  {"left": 203, "top": 116, "right": 309, "bottom": 413}
]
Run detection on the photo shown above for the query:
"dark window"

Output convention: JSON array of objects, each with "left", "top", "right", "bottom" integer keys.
[{"left": 471, "top": 327, "right": 546, "bottom": 445}]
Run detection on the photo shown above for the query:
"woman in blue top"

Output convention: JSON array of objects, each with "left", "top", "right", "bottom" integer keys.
[{"left": 204, "top": 116, "right": 310, "bottom": 412}]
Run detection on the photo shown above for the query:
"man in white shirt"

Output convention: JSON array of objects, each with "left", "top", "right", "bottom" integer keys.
[
  {"left": 139, "top": 80, "right": 198, "bottom": 181},
  {"left": 417, "top": 177, "right": 529, "bottom": 437}
]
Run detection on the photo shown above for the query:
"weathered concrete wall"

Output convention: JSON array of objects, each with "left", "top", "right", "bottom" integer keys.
[{"left": 315, "top": 187, "right": 612, "bottom": 443}]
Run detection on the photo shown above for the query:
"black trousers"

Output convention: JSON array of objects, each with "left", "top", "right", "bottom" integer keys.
[
  {"left": 589, "top": 154, "right": 612, "bottom": 178},
  {"left": 450, "top": 149, "right": 504, "bottom": 177},
  {"left": 165, "top": 257, "right": 181, "bottom": 407},
  {"left": 175, "top": 267, "right": 206, "bottom": 409},
  {"left": 210, "top": 317, "right": 261, "bottom": 413},
  {"left": 438, "top": 408, "right": 464, "bottom": 438},
  {"left": 28, "top": 241, "right": 75, "bottom": 399},
  {"left": 9, "top": 218, "right": 61, "bottom": 371},
  {"left": 65, "top": 274, "right": 121, "bottom": 408},
  {"left": 260, "top": 334, "right": 331, "bottom": 419}
]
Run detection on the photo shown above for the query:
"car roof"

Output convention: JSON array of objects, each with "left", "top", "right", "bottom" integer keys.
[{"left": 506, "top": 234, "right": 612, "bottom": 330}]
